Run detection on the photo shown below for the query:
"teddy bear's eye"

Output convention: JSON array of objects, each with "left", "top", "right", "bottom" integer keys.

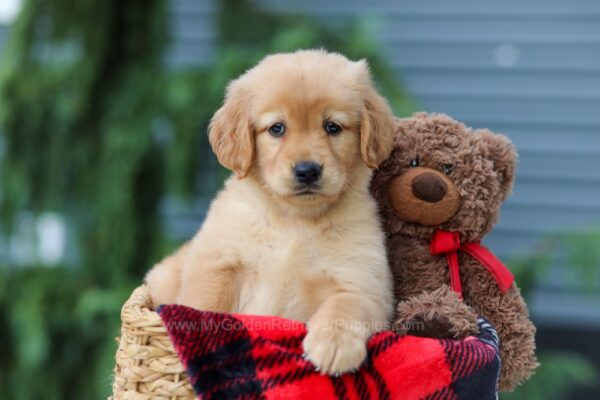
[
  {"left": 409, "top": 157, "right": 419, "bottom": 167},
  {"left": 443, "top": 164, "right": 454, "bottom": 175}
]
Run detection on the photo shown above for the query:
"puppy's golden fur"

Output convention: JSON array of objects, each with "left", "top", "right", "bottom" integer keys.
[{"left": 146, "top": 50, "right": 395, "bottom": 374}]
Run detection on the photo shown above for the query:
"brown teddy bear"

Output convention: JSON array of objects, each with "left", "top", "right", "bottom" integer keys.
[{"left": 370, "top": 112, "right": 538, "bottom": 391}]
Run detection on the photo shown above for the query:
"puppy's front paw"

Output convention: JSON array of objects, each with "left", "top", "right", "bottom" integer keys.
[{"left": 303, "top": 323, "right": 367, "bottom": 375}]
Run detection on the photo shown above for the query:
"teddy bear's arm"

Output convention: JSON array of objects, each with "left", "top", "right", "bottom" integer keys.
[
  {"left": 393, "top": 285, "right": 479, "bottom": 339},
  {"left": 463, "top": 261, "right": 539, "bottom": 392}
]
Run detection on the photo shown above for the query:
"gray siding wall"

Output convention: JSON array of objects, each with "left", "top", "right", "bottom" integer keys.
[{"left": 168, "top": 0, "right": 216, "bottom": 66}]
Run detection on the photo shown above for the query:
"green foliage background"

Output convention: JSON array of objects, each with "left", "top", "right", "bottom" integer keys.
[{"left": 0, "top": 0, "right": 596, "bottom": 399}]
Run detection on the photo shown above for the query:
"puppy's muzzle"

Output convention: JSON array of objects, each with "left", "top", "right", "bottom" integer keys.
[{"left": 293, "top": 161, "right": 322, "bottom": 185}]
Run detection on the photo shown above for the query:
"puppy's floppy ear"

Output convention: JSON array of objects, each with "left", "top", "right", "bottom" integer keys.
[
  {"left": 209, "top": 79, "right": 254, "bottom": 178},
  {"left": 476, "top": 129, "right": 518, "bottom": 201},
  {"left": 356, "top": 60, "right": 396, "bottom": 168}
]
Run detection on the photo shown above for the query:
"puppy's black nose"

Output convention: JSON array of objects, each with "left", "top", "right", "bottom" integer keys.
[{"left": 293, "top": 162, "right": 322, "bottom": 185}]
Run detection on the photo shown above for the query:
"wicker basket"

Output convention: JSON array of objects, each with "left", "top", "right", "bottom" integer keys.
[{"left": 111, "top": 285, "right": 195, "bottom": 400}]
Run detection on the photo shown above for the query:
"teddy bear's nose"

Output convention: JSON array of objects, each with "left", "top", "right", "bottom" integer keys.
[{"left": 411, "top": 172, "right": 447, "bottom": 203}]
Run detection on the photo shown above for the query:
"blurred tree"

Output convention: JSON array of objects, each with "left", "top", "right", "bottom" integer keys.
[
  {"left": 0, "top": 0, "right": 168, "bottom": 398},
  {"left": 0, "top": 0, "right": 167, "bottom": 284}
]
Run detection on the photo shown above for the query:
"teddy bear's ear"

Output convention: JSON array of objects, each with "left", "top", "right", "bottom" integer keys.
[
  {"left": 389, "top": 114, "right": 424, "bottom": 150},
  {"left": 476, "top": 129, "right": 518, "bottom": 201}
]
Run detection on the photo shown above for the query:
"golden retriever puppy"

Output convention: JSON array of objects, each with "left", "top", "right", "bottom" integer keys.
[{"left": 146, "top": 49, "right": 395, "bottom": 375}]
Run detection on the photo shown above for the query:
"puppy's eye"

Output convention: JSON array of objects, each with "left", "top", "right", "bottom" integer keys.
[
  {"left": 268, "top": 123, "right": 286, "bottom": 137},
  {"left": 409, "top": 157, "right": 419, "bottom": 167},
  {"left": 324, "top": 121, "right": 342, "bottom": 135},
  {"left": 443, "top": 164, "right": 454, "bottom": 175}
]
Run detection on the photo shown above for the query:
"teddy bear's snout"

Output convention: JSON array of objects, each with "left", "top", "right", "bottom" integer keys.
[
  {"left": 387, "top": 167, "right": 461, "bottom": 226},
  {"left": 411, "top": 172, "right": 447, "bottom": 203}
]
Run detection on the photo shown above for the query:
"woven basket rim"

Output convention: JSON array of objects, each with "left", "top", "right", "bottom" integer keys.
[{"left": 111, "top": 284, "right": 194, "bottom": 400}]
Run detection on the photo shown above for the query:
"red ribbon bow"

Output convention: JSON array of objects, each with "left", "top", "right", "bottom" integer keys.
[{"left": 430, "top": 230, "right": 514, "bottom": 298}]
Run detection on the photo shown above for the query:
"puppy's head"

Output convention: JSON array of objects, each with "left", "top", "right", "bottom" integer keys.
[{"left": 209, "top": 50, "right": 395, "bottom": 211}]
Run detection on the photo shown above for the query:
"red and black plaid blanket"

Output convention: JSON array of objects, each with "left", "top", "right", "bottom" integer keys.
[{"left": 158, "top": 305, "right": 500, "bottom": 400}]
